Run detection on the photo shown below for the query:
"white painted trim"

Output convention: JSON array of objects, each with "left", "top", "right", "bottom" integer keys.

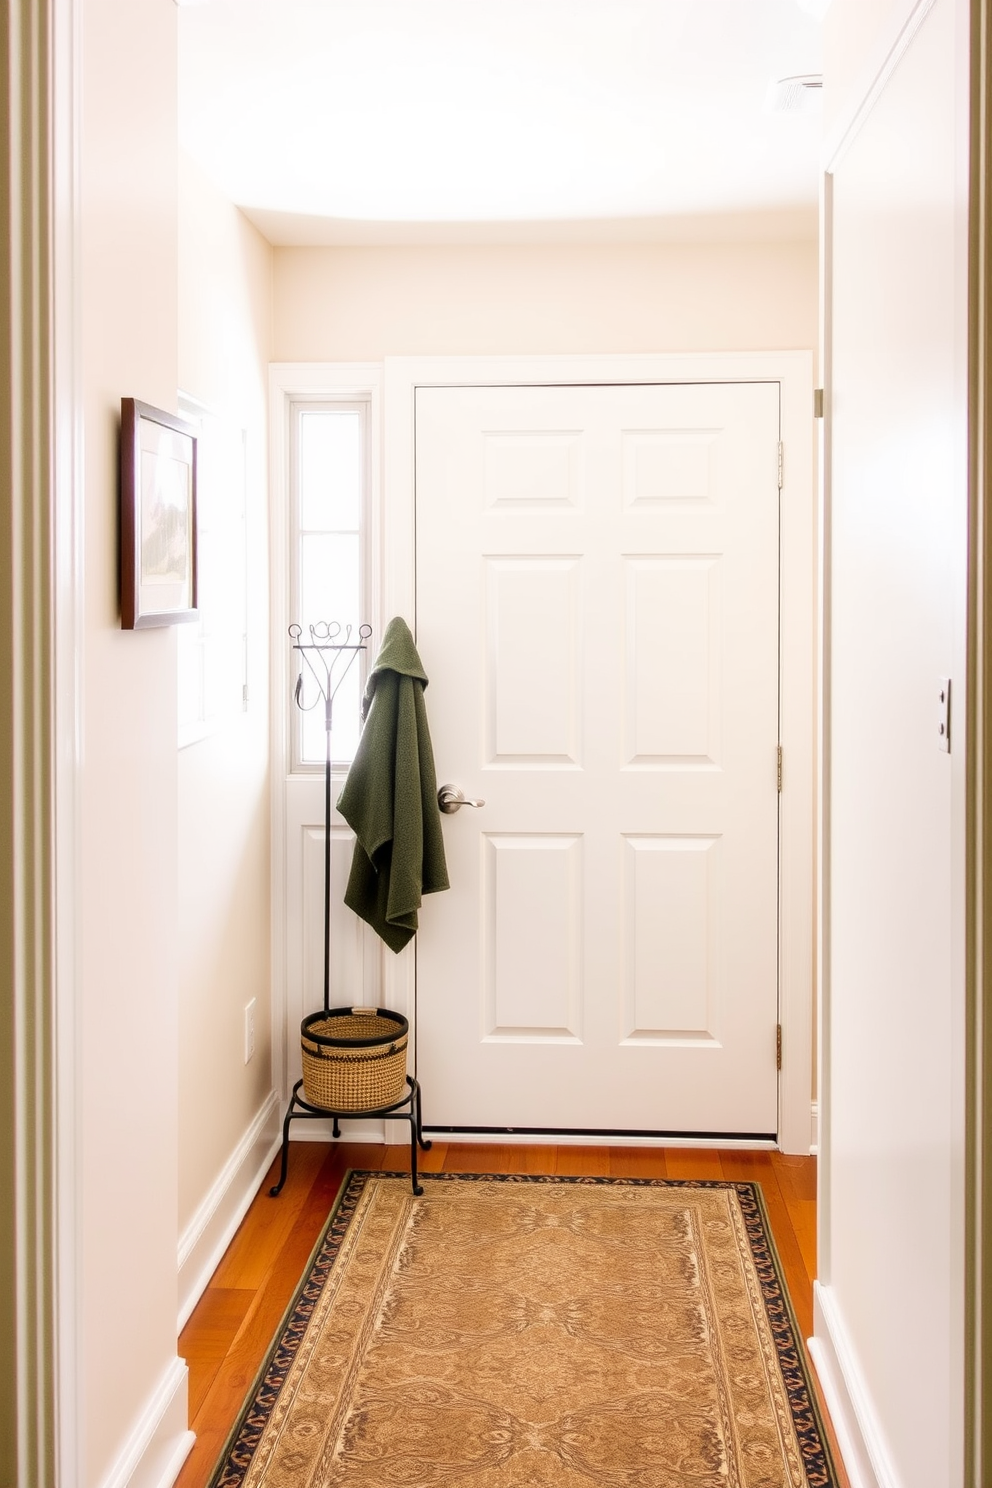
[
  {"left": 95, "top": 1356, "right": 193, "bottom": 1488},
  {"left": 821, "top": 0, "right": 939, "bottom": 171},
  {"left": 268, "top": 363, "right": 384, "bottom": 1107},
  {"left": 383, "top": 351, "right": 816, "bottom": 1151},
  {"left": 417, "top": 1132, "right": 778, "bottom": 1150},
  {"left": 287, "top": 1118, "right": 386, "bottom": 1143},
  {"left": 810, "top": 1100, "right": 819, "bottom": 1156},
  {"left": 816, "top": 165, "right": 833, "bottom": 1281},
  {"left": 776, "top": 351, "right": 817, "bottom": 1156},
  {"left": 176, "top": 1091, "right": 281, "bottom": 1330},
  {"left": 52, "top": 0, "right": 84, "bottom": 1480},
  {"left": 810, "top": 1282, "right": 900, "bottom": 1488}
]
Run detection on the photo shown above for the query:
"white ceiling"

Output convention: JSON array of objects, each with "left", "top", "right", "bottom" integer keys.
[{"left": 178, "top": 0, "right": 824, "bottom": 246}]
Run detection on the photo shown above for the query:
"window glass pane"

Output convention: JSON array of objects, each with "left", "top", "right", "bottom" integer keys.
[
  {"left": 300, "top": 533, "right": 360, "bottom": 632},
  {"left": 299, "top": 410, "right": 361, "bottom": 531},
  {"left": 298, "top": 532, "right": 363, "bottom": 764}
]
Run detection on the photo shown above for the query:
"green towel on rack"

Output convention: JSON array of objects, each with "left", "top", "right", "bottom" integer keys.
[{"left": 337, "top": 617, "right": 449, "bottom": 953}]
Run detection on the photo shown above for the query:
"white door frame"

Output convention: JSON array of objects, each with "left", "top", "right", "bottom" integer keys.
[{"left": 383, "top": 352, "right": 816, "bottom": 1156}]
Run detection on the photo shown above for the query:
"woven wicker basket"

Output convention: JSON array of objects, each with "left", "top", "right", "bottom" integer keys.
[{"left": 300, "top": 1006, "right": 409, "bottom": 1112}]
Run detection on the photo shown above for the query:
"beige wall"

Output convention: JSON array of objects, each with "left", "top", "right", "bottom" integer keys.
[
  {"left": 177, "top": 154, "right": 273, "bottom": 1240},
  {"left": 78, "top": 0, "right": 185, "bottom": 1481},
  {"left": 273, "top": 239, "right": 818, "bottom": 362}
]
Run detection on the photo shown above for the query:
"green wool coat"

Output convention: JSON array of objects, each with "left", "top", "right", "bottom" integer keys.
[{"left": 336, "top": 617, "right": 449, "bottom": 953}]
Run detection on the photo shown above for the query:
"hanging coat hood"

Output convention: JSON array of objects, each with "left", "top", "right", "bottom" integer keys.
[{"left": 337, "top": 617, "right": 449, "bottom": 953}]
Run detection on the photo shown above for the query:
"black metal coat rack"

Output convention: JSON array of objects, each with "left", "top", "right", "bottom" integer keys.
[{"left": 270, "top": 621, "right": 430, "bottom": 1197}]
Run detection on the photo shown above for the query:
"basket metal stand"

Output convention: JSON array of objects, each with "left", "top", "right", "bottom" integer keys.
[
  {"left": 270, "top": 1075, "right": 429, "bottom": 1197},
  {"left": 269, "top": 623, "right": 432, "bottom": 1199}
]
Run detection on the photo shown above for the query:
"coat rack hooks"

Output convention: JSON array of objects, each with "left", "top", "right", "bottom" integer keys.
[{"left": 290, "top": 620, "right": 373, "bottom": 734}]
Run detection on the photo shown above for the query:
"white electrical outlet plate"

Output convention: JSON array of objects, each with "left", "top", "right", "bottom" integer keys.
[
  {"left": 244, "top": 998, "right": 256, "bottom": 1064},
  {"left": 938, "top": 677, "right": 951, "bottom": 752}
]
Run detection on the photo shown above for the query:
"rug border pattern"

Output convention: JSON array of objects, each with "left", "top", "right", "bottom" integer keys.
[{"left": 207, "top": 1172, "right": 838, "bottom": 1488}]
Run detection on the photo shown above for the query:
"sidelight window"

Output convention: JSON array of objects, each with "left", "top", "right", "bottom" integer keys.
[{"left": 290, "top": 400, "right": 370, "bottom": 767}]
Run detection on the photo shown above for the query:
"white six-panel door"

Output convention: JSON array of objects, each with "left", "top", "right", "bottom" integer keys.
[{"left": 414, "top": 381, "right": 781, "bottom": 1135}]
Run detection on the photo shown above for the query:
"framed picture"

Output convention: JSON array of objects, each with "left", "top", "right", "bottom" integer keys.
[{"left": 120, "top": 398, "right": 199, "bottom": 629}]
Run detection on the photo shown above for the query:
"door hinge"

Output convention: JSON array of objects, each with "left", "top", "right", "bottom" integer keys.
[
  {"left": 242, "top": 682, "right": 249, "bottom": 709},
  {"left": 776, "top": 1024, "right": 783, "bottom": 1071},
  {"left": 776, "top": 744, "right": 783, "bottom": 792},
  {"left": 814, "top": 387, "right": 824, "bottom": 418},
  {"left": 777, "top": 441, "right": 784, "bottom": 489}
]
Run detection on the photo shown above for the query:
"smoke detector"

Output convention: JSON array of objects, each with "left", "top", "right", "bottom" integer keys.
[{"left": 765, "top": 74, "right": 823, "bottom": 113}]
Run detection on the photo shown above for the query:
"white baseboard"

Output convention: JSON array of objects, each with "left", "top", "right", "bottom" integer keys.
[
  {"left": 810, "top": 1100, "right": 819, "bottom": 1155},
  {"left": 177, "top": 1090, "right": 282, "bottom": 1330},
  {"left": 416, "top": 1130, "right": 778, "bottom": 1149},
  {"left": 97, "top": 1356, "right": 193, "bottom": 1488},
  {"left": 291, "top": 1117, "right": 386, "bottom": 1144},
  {"left": 809, "top": 1282, "right": 901, "bottom": 1488}
]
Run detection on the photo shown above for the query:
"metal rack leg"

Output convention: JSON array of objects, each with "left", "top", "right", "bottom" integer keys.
[
  {"left": 409, "top": 1108, "right": 423, "bottom": 1196},
  {"left": 269, "top": 1094, "right": 298, "bottom": 1197},
  {"left": 414, "top": 1079, "right": 432, "bottom": 1151}
]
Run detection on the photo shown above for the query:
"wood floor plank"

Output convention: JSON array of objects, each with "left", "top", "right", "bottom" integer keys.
[
  {"left": 608, "top": 1145, "right": 669, "bottom": 1179},
  {"left": 209, "top": 1141, "right": 328, "bottom": 1290},
  {"left": 663, "top": 1146, "right": 725, "bottom": 1181},
  {"left": 442, "top": 1142, "right": 515, "bottom": 1172},
  {"left": 516, "top": 1145, "right": 559, "bottom": 1174},
  {"left": 414, "top": 1139, "right": 449, "bottom": 1172},
  {"left": 179, "top": 1288, "right": 254, "bottom": 1422},
  {"left": 790, "top": 1196, "right": 817, "bottom": 1283},
  {"left": 552, "top": 1144, "right": 609, "bottom": 1176}
]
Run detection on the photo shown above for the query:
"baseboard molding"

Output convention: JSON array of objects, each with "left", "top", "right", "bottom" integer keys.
[
  {"left": 809, "top": 1282, "right": 901, "bottom": 1488},
  {"left": 291, "top": 1117, "right": 386, "bottom": 1144},
  {"left": 418, "top": 1130, "right": 778, "bottom": 1149},
  {"left": 177, "top": 1090, "right": 281, "bottom": 1330},
  {"left": 97, "top": 1356, "right": 193, "bottom": 1488}
]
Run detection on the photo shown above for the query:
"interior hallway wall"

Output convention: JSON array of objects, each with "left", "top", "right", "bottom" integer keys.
[
  {"left": 816, "top": 1, "right": 970, "bottom": 1485},
  {"left": 273, "top": 238, "right": 818, "bottom": 362},
  {"left": 176, "top": 154, "right": 274, "bottom": 1258},
  {"left": 78, "top": 0, "right": 188, "bottom": 1482}
]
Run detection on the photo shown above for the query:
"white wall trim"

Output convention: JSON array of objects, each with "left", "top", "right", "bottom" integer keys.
[
  {"left": 383, "top": 351, "right": 816, "bottom": 1152},
  {"left": 810, "top": 1282, "right": 901, "bottom": 1488},
  {"left": 408, "top": 1131, "right": 778, "bottom": 1150},
  {"left": 822, "top": 0, "right": 939, "bottom": 171},
  {"left": 810, "top": 1100, "right": 819, "bottom": 1156},
  {"left": 176, "top": 1090, "right": 281, "bottom": 1330},
  {"left": 95, "top": 1357, "right": 193, "bottom": 1488},
  {"left": 52, "top": 0, "right": 84, "bottom": 1481}
]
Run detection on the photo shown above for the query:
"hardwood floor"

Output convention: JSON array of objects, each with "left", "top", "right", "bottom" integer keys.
[{"left": 175, "top": 1140, "right": 846, "bottom": 1488}]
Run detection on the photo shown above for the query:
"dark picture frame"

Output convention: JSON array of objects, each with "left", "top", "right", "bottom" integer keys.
[{"left": 120, "top": 397, "right": 199, "bottom": 629}]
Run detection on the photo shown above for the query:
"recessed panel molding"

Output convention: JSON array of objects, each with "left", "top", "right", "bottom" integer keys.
[
  {"left": 483, "top": 833, "right": 583, "bottom": 1041},
  {"left": 483, "top": 430, "right": 583, "bottom": 509},
  {"left": 486, "top": 556, "right": 581, "bottom": 765},
  {"left": 621, "top": 834, "right": 721, "bottom": 1044},
  {"left": 624, "top": 555, "right": 721, "bottom": 767},
  {"left": 621, "top": 428, "right": 722, "bottom": 509}
]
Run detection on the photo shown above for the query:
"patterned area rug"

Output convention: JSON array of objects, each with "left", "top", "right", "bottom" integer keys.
[{"left": 210, "top": 1173, "right": 837, "bottom": 1487}]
